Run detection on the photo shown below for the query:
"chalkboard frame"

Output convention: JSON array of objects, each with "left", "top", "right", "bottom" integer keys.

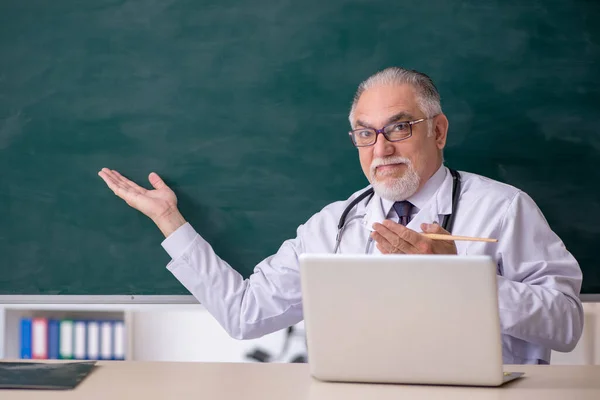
[{"left": 0, "top": 295, "right": 598, "bottom": 303}]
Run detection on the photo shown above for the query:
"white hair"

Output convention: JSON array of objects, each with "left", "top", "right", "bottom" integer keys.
[{"left": 349, "top": 67, "right": 442, "bottom": 135}]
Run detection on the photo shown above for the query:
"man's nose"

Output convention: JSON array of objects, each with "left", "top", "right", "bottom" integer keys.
[{"left": 373, "top": 132, "right": 395, "bottom": 158}]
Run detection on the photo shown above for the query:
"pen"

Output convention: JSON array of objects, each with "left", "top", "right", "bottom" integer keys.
[{"left": 422, "top": 234, "right": 498, "bottom": 243}]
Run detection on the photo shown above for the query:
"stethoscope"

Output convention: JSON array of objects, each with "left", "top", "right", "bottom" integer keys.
[{"left": 333, "top": 168, "right": 462, "bottom": 253}]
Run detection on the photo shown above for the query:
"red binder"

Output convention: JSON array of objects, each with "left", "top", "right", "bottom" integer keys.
[{"left": 31, "top": 318, "right": 48, "bottom": 359}]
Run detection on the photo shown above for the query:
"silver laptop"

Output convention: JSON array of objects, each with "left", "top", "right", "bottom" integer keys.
[{"left": 299, "top": 254, "right": 524, "bottom": 386}]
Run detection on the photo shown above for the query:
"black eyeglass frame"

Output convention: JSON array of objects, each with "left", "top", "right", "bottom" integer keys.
[{"left": 348, "top": 116, "right": 436, "bottom": 147}]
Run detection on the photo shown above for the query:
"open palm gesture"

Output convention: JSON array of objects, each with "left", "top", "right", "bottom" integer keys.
[{"left": 98, "top": 168, "right": 178, "bottom": 222}]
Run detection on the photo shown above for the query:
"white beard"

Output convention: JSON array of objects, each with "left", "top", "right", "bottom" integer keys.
[{"left": 369, "top": 156, "right": 420, "bottom": 201}]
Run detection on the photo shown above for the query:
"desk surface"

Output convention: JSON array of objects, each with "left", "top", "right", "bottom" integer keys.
[{"left": 1, "top": 361, "right": 600, "bottom": 400}]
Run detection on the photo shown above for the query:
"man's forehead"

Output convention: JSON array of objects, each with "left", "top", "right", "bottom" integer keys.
[{"left": 353, "top": 84, "right": 419, "bottom": 124}]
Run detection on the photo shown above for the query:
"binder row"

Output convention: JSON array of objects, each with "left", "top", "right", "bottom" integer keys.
[{"left": 20, "top": 318, "right": 126, "bottom": 360}]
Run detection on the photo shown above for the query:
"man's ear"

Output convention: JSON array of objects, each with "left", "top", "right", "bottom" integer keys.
[{"left": 434, "top": 114, "right": 449, "bottom": 150}]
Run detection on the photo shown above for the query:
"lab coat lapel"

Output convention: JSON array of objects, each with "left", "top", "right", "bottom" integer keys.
[
  {"left": 359, "top": 194, "right": 384, "bottom": 255},
  {"left": 406, "top": 201, "right": 439, "bottom": 232},
  {"left": 408, "top": 168, "right": 455, "bottom": 232},
  {"left": 361, "top": 195, "right": 387, "bottom": 233}
]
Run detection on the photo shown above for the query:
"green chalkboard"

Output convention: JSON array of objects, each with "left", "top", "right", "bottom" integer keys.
[{"left": 1, "top": 0, "right": 599, "bottom": 295}]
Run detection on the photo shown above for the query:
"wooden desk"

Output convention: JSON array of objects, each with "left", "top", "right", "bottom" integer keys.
[{"left": 2, "top": 361, "right": 600, "bottom": 400}]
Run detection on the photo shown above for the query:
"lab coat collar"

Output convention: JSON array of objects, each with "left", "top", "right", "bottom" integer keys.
[{"left": 361, "top": 165, "right": 454, "bottom": 232}]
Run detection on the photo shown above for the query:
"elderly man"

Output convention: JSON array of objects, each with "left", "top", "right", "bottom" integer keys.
[{"left": 99, "top": 67, "right": 583, "bottom": 364}]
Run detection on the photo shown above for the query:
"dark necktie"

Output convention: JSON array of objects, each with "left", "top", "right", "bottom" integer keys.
[{"left": 393, "top": 201, "right": 413, "bottom": 226}]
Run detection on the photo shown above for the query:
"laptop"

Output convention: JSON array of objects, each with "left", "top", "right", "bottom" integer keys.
[{"left": 298, "top": 254, "right": 524, "bottom": 386}]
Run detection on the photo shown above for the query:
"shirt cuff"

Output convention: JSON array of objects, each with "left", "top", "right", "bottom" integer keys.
[{"left": 161, "top": 222, "right": 198, "bottom": 260}]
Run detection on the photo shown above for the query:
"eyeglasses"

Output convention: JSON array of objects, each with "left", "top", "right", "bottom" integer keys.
[{"left": 348, "top": 116, "right": 434, "bottom": 147}]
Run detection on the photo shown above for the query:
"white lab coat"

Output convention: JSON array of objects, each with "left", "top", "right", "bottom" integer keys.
[{"left": 162, "top": 166, "right": 583, "bottom": 364}]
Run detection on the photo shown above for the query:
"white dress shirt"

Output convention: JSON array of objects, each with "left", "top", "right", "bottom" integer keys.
[{"left": 162, "top": 166, "right": 583, "bottom": 364}]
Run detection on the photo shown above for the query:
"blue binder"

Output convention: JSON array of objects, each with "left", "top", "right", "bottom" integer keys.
[
  {"left": 20, "top": 318, "right": 32, "bottom": 359},
  {"left": 47, "top": 320, "right": 60, "bottom": 359}
]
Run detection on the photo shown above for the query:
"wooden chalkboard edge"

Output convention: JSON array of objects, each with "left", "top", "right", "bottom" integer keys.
[
  {"left": 0, "top": 295, "right": 199, "bottom": 304},
  {"left": 0, "top": 294, "right": 599, "bottom": 303},
  {"left": 580, "top": 294, "right": 600, "bottom": 302}
]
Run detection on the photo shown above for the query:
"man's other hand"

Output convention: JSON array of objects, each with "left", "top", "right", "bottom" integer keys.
[{"left": 371, "top": 220, "right": 457, "bottom": 255}]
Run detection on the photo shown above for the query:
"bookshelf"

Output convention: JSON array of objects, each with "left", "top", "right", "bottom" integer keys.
[
  {"left": 1, "top": 304, "right": 131, "bottom": 360},
  {"left": 0, "top": 302, "right": 300, "bottom": 363}
]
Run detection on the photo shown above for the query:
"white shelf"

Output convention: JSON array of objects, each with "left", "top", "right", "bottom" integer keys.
[
  {"left": 0, "top": 302, "right": 294, "bottom": 363},
  {"left": 0, "top": 304, "right": 133, "bottom": 360},
  {"left": 0, "top": 303, "right": 208, "bottom": 360}
]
